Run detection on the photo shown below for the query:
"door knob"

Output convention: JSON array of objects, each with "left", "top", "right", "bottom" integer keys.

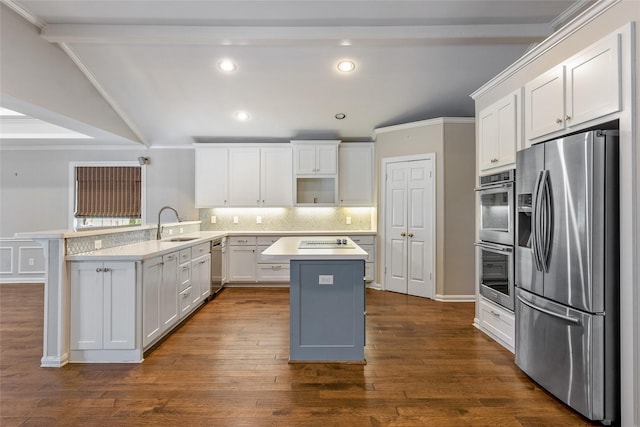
[
  {"left": 408, "top": 233, "right": 414, "bottom": 237},
  {"left": 400, "top": 232, "right": 406, "bottom": 237}
]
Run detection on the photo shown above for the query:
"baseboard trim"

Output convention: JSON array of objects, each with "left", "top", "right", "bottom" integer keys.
[{"left": 0, "top": 278, "right": 45, "bottom": 284}]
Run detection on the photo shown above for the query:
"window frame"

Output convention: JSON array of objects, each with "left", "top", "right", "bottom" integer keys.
[{"left": 68, "top": 161, "right": 147, "bottom": 230}]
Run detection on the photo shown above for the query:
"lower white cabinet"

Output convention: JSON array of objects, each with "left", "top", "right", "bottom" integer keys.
[
  {"left": 192, "top": 253, "right": 211, "bottom": 301},
  {"left": 70, "top": 261, "right": 136, "bottom": 351},
  {"left": 160, "top": 252, "right": 179, "bottom": 331},
  {"left": 228, "top": 237, "right": 257, "bottom": 281},
  {"left": 478, "top": 296, "right": 515, "bottom": 353}
]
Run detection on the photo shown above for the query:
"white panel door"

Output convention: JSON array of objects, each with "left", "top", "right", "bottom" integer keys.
[
  {"left": 142, "top": 256, "right": 162, "bottom": 347},
  {"left": 102, "top": 262, "right": 136, "bottom": 350},
  {"left": 161, "top": 253, "right": 179, "bottom": 331},
  {"left": 228, "top": 147, "right": 260, "bottom": 206},
  {"left": 385, "top": 163, "right": 409, "bottom": 293},
  {"left": 195, "top": 147, "right": 228, "bottom": 207},
  {"left": 70, "top": 262, "right": 104, "bottom": 350},
  {"left": 316, "top": 144, "right": 338, "bottom": 174},
  {"left": 525, "top": 65, "right": 565, "bottom": 140},
  {"left": 384, "top": 158, "right": 434, "bottom": 298}
]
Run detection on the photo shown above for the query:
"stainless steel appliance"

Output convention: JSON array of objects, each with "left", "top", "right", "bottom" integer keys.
[
  {"left": 515, "top": 130, "right": 619, "bottom": 424},
  {"left": 476, "top": 170, "right": 515, "bottom": 246},
  {"left": 476, "top": 241, "right": 514, "bottom": 310},
  {"left": 210, "top": 238, "right": 224, "bottom": 298}
]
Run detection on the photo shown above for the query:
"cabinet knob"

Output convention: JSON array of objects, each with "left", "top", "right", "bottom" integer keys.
[
  {"left": 96, "top": 268, "right": 103, "bottom": 272},
  {"left": 408, "top": 233, "right": 414, "bottom": 238},
  {"left": 400, "top": 232, "right": 406, "bottom": 237},
  {"left": 490, "top": 158, "right": 498, "bottom": 163},
  {"left": 556, "top": 118, "right": 563, "bottom": 124},
  {"left": 564, "top": 115, "right": 571, "bottom": 121}
]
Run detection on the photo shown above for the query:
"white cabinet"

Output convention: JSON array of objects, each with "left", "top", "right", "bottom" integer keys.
[
  {"left": 525, "top": 33, "right": 621, "bottom": 141},
  {"left": 339, "top": 143, "right": 374, "bottom": 206},
  {"left": 192, "top": 253, "right": 211, "bottom": 301},
  {"left": 160, "top": 252, "right": 179, "bottom": 331},
  {"left": 348, "top": 235, "right": 376, "bottom": 282},
  {"left": 478, "top": 90, "right": 520, "bottom": 173},
  {"left": 70, "top": 261, "right": 136, "bottom": 351},
  {"left": 228, "top": 147, "right": 260, "bottom": 207},
  {"left": 261, "top": 146, "right": 293, "bottom": 206},
  {"left": 478, "top": 296, "right": 515, "bottom": 353},
  {"left": 228, "top": 236, "right": 257, "bottom": 282},
  {"left": 256, "top": 236, "right": 290, "bottom": 282},
  {"left": 292, "top": 140, "right": 339, "bottom": 174},
  {"left": 196, "top": 144, "right": 293, "bottom": 207},
  {"left": 142, "top": 256, "right": 162, "bottom": 347},
  {"left": 195, "top": 146, "right": 228, "bottom": 207}
]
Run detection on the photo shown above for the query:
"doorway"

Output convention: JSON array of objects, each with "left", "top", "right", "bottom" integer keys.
[{"left": 382, "top": 154, "right": 435, "bottom": 298}]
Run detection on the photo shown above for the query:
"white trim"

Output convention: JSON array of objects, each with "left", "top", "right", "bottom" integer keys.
[
  {"left": 0, "top": 277, "right": 45, "bottom": 284},
  {"left": 373, "top": 117, "right": 475, "bottom": 137},
  {"left": 434, "top": 294, "right": 475, "bottom": 302},
  {"left": 0, "top": 247, "right": 13, "bottom": 274},
  {"left": 470, "top": 0, "right": 621, "bottom": 99},
  {"left": 68, "top": 161, "right": 147, "bottom": 230},
  {"left": 380, "top": 153, "right": 437, "bottom": 299},
  {"left": 17, "top": 246, "right": 45, "bottom": 275},
  {"left": 0, "top": 144, "right": 147, "bottom": 151},
  {"left": 1, "top": 0, "right": 46, "bottom": 29},
  {"left": 550, "top": 0, "right": 593, "bottom": 31},
  {"left": 57, "top": 43, "right": 148, "bottom": 147}
]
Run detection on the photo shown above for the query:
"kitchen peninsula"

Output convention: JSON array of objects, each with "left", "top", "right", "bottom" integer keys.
[{"left": 263, "top": 236, "right": 368, "bottom": 363}]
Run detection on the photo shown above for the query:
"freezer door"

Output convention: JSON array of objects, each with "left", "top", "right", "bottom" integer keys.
[
  {"left": 515, "top": 144, "right": 544, "bottom": 296},
  {"left": 543, "top": 131, "right": 610, "bottom": 312},
  {"left": 515, "top": 288, "right": 605, "bottom": 421}
]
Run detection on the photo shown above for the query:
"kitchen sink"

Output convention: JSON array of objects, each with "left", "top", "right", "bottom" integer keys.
[{"left": 165, "top": 237, "right": 199, "bottom": 242}]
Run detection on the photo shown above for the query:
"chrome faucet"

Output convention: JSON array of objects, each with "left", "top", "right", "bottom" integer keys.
[{"left": 157, "top": 205, "right": 182, "bottom": 240}]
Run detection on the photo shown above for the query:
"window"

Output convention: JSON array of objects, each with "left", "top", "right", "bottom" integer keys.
[{"left": 70, "top": 163, "right": 145, "bottom": 230}]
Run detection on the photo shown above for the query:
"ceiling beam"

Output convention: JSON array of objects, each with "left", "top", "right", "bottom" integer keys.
[{"left": 41, "top": 23, "right": 552, "bottom": 46}]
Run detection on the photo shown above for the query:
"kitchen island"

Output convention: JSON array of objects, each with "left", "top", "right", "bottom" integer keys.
[{"left": 262, "top": 236, "right": 368, "bottom": 363}]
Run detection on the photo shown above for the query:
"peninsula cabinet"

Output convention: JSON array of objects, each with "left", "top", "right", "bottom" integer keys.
[
  {"left": 524, "top": 32, "right": 621, "bottom": 141},
  {"left": 70, "top": 261, "right": 136, "bottom": 352},
  {"left": 339, "top": 143, "right": 374, "bottom": 206},
  {"left": 478, "top": 90, "right": 520, "bottom": 174}
]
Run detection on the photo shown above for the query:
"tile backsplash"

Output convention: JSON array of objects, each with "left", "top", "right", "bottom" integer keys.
[{"left": 200, "top": 207, "right": 375, "bottom": 232}]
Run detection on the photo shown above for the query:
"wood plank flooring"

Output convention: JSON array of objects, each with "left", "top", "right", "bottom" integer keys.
[{"left": 1, "top": 284, "right": 598, "bottom": 426}]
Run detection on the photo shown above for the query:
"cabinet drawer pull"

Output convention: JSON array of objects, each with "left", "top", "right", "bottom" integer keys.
[
  {"left": 489, "top": 310, "right": 501, "bottom": 318},
  {"left": 182, "top": 266, "right": 189, "bottom": 271},
  {"left": 238, "top": 239, "right": 248, "bottom": 243},
  {"left": 271, "top": 265, "right": 282, "bottom": 270}
]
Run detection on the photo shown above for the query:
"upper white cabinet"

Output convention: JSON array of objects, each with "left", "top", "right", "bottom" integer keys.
[
  {"left": 195, "top": 146, "right": 228, "bottom": 207},
  {"left": 261, "top": 146, "right": 293, "bottom": 207},
  {"left": 478, "top": 90, "right": 520, "bottom": 173},
  {"left": 525, "top": 33, "right": 621, "bottom": 141},
  {"left": 195, "top": 144, "right": 293, "bottom": 207},
  {"left": 339, "top": 143, "right": 374, "bottom": 206},
  {"left": 228, "top": 147, "right": 261, "bottom": 207},
  {"left": 292, "top": 140, "right": 339, "bottom": 174}
]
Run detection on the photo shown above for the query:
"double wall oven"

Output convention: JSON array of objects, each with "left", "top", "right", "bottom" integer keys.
[{"left": 476, "top": 170, "right": 515, "bottom": 311}]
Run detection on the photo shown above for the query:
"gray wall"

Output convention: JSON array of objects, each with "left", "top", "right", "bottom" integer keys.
[
  {"left": 0, "top": 148, "right": 196, "bottom": 237},
  {"left": 374, "top": 118, "right": 475, "bottom": 298}
]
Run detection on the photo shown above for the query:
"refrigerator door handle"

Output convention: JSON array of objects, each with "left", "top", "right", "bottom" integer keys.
[
  {"left": 532, "top": 171, "right": 544, "bottom": 271},
  {"left": 516, "top": 295, "right": 581, "bottom": 325},
  {"left": 541, "top": 170, "right": 553, "bottom": 273}
]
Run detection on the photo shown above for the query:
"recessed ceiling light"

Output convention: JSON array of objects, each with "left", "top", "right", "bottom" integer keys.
[
  {"left": 337, "top": 60, "right": 356, "bottom": 73},
  {"left": 234, "top": 111, "right": 250, "bottom": 121},
  {"left": 218, "top": 59, "right": 237, "bottom": 72},
  {"left": 335, "top": 113, "right": 346, "bottom": 120}
]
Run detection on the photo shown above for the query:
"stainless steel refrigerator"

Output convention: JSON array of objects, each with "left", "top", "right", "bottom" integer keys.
[{"left": 515, "top": 130, "right": 619, "bottom": 424}]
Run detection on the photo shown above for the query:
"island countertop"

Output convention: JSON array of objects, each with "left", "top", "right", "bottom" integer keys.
[{"left": 262, "top": 236, "right": 368, "bottom": 260}]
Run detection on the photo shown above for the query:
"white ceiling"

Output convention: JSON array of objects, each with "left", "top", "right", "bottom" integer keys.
[{"left": 1, "top": 0, "right": 591, "bottom": 147}]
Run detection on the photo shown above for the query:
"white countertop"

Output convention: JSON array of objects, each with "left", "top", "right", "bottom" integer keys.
[
  {"left": 66, "top": 231, "right": 226, "bottom": 261},
  {"left": 262, "top": 236, "right": 368, "bottom": 260}
]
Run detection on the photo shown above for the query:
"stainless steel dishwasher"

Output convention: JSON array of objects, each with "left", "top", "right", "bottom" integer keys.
[{"left": 210, "top": 238, "right": 224, "bottom": 299}]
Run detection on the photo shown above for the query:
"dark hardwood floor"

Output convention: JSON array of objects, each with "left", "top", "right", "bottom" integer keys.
[{"left": 1, "top": 284, "right": 597, "bottom": 426}]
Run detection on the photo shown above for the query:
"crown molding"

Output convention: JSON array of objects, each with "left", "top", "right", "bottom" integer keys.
[{"left": 373, "top": 117, "right": 475, "bottom": 136}]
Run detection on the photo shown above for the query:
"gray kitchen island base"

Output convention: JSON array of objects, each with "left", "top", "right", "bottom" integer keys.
[{"left": 289, "top": 259, "right": 366, "bottom": 363}]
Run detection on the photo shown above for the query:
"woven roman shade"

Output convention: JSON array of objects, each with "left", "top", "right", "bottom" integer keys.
[{"left": 75, "top": 167, "right": 142, "bottom": 218}]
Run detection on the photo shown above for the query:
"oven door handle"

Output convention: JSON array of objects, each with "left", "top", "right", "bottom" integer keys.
[
  {"left": 474, "top": 182, "right": 513, "bottom": 191},
  {"left": 474, "top": 242, "right": 513, "bottom": 253},
  {"left": 517, "top": 295, "right": 580, "bottom": 325}
]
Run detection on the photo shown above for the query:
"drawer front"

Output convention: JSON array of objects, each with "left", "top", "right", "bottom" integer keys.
[
  {"left": 179, "top": 263, "right": 191, "bottom": 291},
  {"left": 163, "top": 252, "right": 178, "bottom": 263},
  {"left": 479, "top": 298, "right": 515, "bottom": 349},
  {"left": 257, "top": 236, "right": 283, "bottom": 245},
  {"left": 257, "top": 264, "right": 290, "bottom": 281},
  {"left": 179, "top": 286, "right": 193, "bottom": 317},
  {"left": 192, "top": 242, "right": 211, "bottom": 257},
  {"left": 229, "top": 236, "right": 257, "bottom": 246},
  {"left": 179, "top": 248, "right": 191, "bottom": 263},
  {"left": 348, "top": 235, "right": 375, "bottom": 245}
]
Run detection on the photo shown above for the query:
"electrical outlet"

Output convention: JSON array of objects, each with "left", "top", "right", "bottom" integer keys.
[
  {"left": 179, "top": 227, "right": 184, "bottom": 234},
  {"left": 256, "top": 216, "right": 262, "bottom": 224},
  {"left": 28, "top": 258, "right": 35, "bottom": 266},
  {"left": 211, "top": 215, "right": 217, "bottom": 224},
  {"left": 346, "top": 216, "right": 352, "bottom": 225},
  {"left": 233, "top": 216, "right": 239, "bottom": 224},
  {"left": 94, "top": 240, "right": 102, "bottom": 250},
  {"left": 169, "top": 229, "right": 173, "bottom": 235}
]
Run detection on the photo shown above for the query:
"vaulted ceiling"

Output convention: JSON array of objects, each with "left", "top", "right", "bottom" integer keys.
[{"left": 0, "top": 0, "right": 591, "bottom": 147}]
